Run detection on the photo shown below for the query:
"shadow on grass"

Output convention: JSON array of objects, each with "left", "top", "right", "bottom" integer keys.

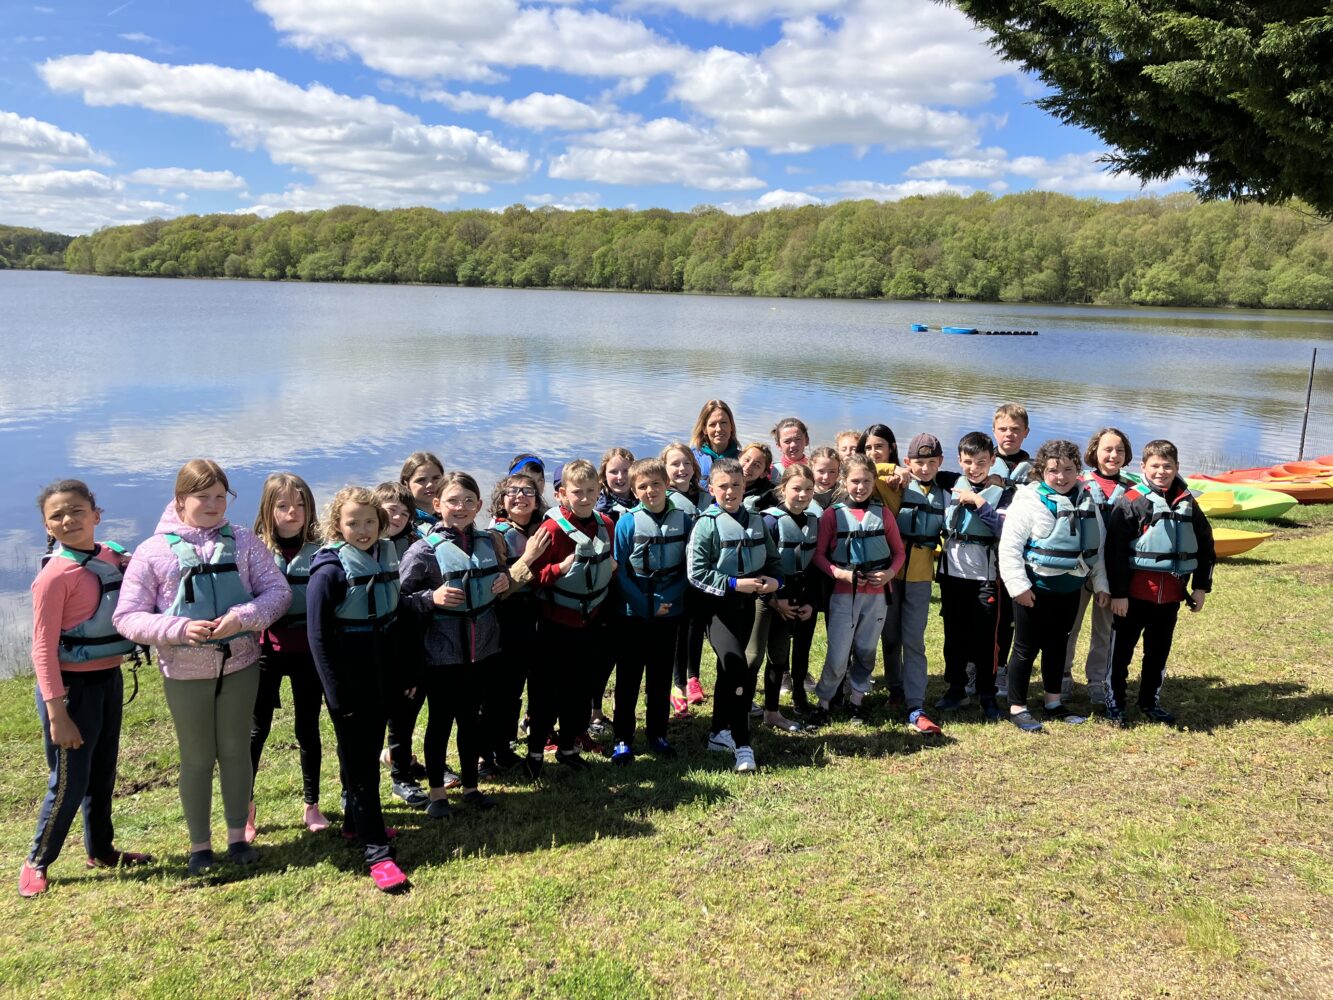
[{"left": 1148, "top": 675, "right": 1333, "bottom": 733}]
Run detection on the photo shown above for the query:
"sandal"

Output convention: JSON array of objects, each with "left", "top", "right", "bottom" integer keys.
[
  {"left": 86, "top": 848, "right": 154, "bottom": 869},
  {"left": 370, "top": 859, "right": 410, "bottom": 893}
]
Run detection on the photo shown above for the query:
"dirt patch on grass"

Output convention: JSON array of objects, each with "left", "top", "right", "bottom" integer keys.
[{"left": 1290, "top": 564, "right": 1333, "bottom": 587}]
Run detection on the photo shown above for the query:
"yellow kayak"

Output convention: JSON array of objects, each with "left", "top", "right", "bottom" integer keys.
[
  {"left": 1195, "top": 491, "right": 1238, "bottom": 516},
  {"left": 1212, "top": 528, "right": 1273, "bottom": 558}
]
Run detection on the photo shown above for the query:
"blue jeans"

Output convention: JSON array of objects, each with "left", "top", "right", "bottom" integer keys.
[{"left": 28, "top": 667, "right": 123, "bottom": 870}]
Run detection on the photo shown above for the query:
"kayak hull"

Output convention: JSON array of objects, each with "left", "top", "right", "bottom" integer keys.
[
  {"left": 1186, "top": 480, "right": 1299, "bottom": 520},
  {"left": 1212, "top": 528, "right": 1273, "bottom": 558}
]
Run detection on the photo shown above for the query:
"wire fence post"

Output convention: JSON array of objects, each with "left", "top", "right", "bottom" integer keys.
[{"left": 1298, "top": 347, "right": 1317, "bottom": 461}]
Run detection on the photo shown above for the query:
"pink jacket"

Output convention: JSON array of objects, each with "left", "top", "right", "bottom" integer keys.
[{"left": 112, "top": 501, "right": 291, "bottom": 680}]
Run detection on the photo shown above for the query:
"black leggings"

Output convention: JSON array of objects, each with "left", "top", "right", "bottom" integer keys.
[
  {"left": 484, "top": 597, "right": 538, "bottom": 756},
  {"left": 250, "top": 647, "right": 324, "bottom": 804},
  {"left": 764, "top": 610, "right": 816, "bottom": 711},
  {"left": 672, "top": 588, "right": 707, "bottom": 689},
  {"left": 331, "top": 708, "right": 392, "bottom": 867},
  {"left": 421, "top": 653, "right": 491, "bottom": 790},
  {"left": 940, "top": 576, "right": 999, "bottom": 700},
  {"left": 1005, "top": 586, "right": 1081, "bottom": 707},
  {"left": 704, "top": 593, "right": 759, "bottom": 748}
]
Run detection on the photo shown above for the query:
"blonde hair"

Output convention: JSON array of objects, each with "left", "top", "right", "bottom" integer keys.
[
  {"left": 322, "top": 486, "right": 388, "bottom": 543},
  {"left": 659, "top": 442, "right": 701, "bottom": 487},
  {"left": 836, "top": 453, "right": 878, "bottom": 501},
  {"left": 775, "top": 462, "right": 815, "bottom": 491},
  {"left": 253, "top": 472, "right": 321, "bottom": 549},
  {"left": 629, "top": 458, "right": 668, "bottom": 487},
  {"left": 740, "top": 441, "right": 773, "bottom": 471},
  {"left": 809, "top": 445, "right": 840, "bottom": 467},
  {"left": 559, "top": 458, "right": 599, "bottom": 489},
  {"left": 689, "top": 399, "right": 739, "bottom": 452},
  {"left": 993, "top": 403, "right": 1029, "bottom": 429},
  {"left": 174, "top": 459, "right": 233, "bottom": 501},
  {"left": 598, "top": 447, "right": 635, "bottom": 492}
]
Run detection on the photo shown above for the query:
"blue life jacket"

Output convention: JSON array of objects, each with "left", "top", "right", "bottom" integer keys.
[
  {"left": 628, "top": 504, "right": 689, "bottom": 580},
  {"left": 1084, "top": 473, "right": 1128, "bottom": 514},
  {"left": 163, "top": 525, "right": 255, "bottom": 644},
  {"left": 666, "top": 489, "right": 698, "bottom": 517},
  {"left": 47, "top": 542, "right": 136, "bottom": 663},
  {"left": 388, "top": 529, "right": 417, "bottom": 562},
  {"left": 830, "top": 501, "right": 893, "bottom": 570},
  {"left": 543, "top": 513, "right": 614, "bottom": 615},
  {"left": 701, "top": 507, "right": 768, "bottom": 578},
  {"left": 763, "top": 506, "right": 818, "bottom": 577},
  {"left": 412, "top": 508, "right": 438, "bottom": 540},
  {"left": 945, "top": 484, "right": 1004, "bottom": 544},
  {"left": 426, "top": 527, "right": 505, "bottom": 619},
  {"left": 1129, "top": 486, "right": 1198, "bottom": 575},
  {"left": 332, "top": 540, "right": 400, "bottom": 630},
  {"left": 896, "top": 479, "right": 948, "bottom": 549},
  {"left": 273, "top": 541, "right": 320, "bottom": 629},
  {"left": 1023, "top": 485, "right": 1101, "bottom": 571},
  {"left": 991, "top": 454, "right": 1032, "bottom": 488}
]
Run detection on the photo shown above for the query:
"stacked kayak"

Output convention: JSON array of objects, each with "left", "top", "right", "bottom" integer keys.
[
  {"left": 1212, "top": 528, "right": 1274, "bottom": 558},
  {"left": 1187, "top": 480, "right": 1298, "bottom": 520},
  {"left": 1192, "top": 459, "right": 1333, "bottom": 504}
]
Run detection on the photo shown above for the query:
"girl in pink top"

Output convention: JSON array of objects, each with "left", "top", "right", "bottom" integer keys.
[
  {"left": 113, "top": 459, "right": 290, "bottom": 877},
  {"left": 21, "top": 480, "right": 152, "bottom": 898}
]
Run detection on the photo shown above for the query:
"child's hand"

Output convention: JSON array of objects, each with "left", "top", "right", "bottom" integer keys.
[
  {"left": 1188, "top": 590, "right": 1206, "bottom": 613},
  {"left": 433, "top": 584, "right": 465, "bottom": 607},
  {"left": 955, "top": 489, "right": 983, "bottom": 509},
  {"left": 891, "top": 468, "right": 912, "bottom": 488},
  {"left": 185, "top": 620, "right": 216, "bottom": 645},
  {"left": 46, "top": 702, "right": 84, "bottom": 749},
  {"left": 520, "top": 529, "right": 552, "bottom": 565},
  {"left": 772, "top": 598, "right": 795, "bottom": 619},
  {"left": 862, "top": 570, "right": 888, "bottom": 588},
  {"left": 1111, "top": 597, "right": 1129, "bottom": 617},
  {"left": 491, "top": 574, "right": 510, "bottom": 595},
  {"left": 557, "top": 552, "right": 576, "bottom": 575},
  {"left": 1094, "top": 591, "right": 1111, "bottom": 608},
  {"left": 836, "top": 567, "right": 856, "bottom": 585},
  {"left": 655, "top": 602, "right": 672, "bottom": 617},
  {"left": 404, "top": 687, "right": 417, "bottom": 699},
  {"left": 209, "top": 610, "right": 245, "bottom": 640},
  {"left": 1013, "top": 589, "right": 1036, "bottom": 608},
  {"left": 795, "top": 603, "right": 814, "bottom": 621}
]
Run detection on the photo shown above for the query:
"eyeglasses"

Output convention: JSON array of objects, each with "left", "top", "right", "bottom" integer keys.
[
  {"left": 505, "top": 487, "right": 538, "bottom": 498},
  {"left": 442, "top": 497, "right": 478, "bottom": 509}
]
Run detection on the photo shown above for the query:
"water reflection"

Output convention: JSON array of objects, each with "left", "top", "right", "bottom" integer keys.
[{"left": 2, "top": 271, "right": 1331, "bottom": 672}]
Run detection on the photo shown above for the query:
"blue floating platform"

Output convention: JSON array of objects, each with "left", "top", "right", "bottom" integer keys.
[
  {"left": 910, "top": 323, "right": 929, "bottom": 332},
  {"left": 942, "top": 325, "right": 978, "bottom": 335}
]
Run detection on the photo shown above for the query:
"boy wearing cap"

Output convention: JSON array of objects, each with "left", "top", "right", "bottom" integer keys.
[{"left": 884, "top": 432, "right": 960, "bottom": 734}]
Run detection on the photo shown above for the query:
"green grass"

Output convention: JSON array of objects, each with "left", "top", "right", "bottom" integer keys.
[{"left": 3, "top": 508, "right": 1333, "bottom": 998}]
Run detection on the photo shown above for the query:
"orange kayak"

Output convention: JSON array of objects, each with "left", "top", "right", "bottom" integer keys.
[{"left": 1194, "top": 463, "right": 1333, "bottom": 503}]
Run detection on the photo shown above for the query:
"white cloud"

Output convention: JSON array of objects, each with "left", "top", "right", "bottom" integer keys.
[
  {"left": 0, "top": 169, "right": 179, "bottom": 232},
  {"left": 427, "top": 90, "right": 631, "bottom": 131},
  {"left": 1008, "top": 152, "right": 1185, "bottom": 193},
  {"left": 714, "top": 187, "right": 823, "bottom": 214},
  {"left": 669, "top": 0, "right": 1007, "bottom": 153},
  {"left": 255, "top": 0, "right": 690, "bottom": 83},
  {"left": 524, "top": 191, "right": 601, "bottom": 209},
  {"left": 117, "top": 31, "right": 175, "bottom": 53},
  {"left": 618, "top": 1, "right": 852, "bottom": 24},
  {"left": 905, "top": 151, "right": 1008, "bottom": 179},
  {"left": 549, "top": 118, "right": 763, "bottom": 191},
  {"left": 0, "top": 109, "right": 107, "bottom": 170},
  {"left": 813, "top": 178, "right": 972, "bottom": 201},
  {"left": 39, "top": 52, "right": 532, "bottom": 211},
  {"left": 124, "top": 166, "right": 247, "bottom": 189}
]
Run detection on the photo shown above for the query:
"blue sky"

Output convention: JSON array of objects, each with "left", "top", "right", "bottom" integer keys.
[{"left": 0, "top": 0, "right": 1188, "bottom": 234}]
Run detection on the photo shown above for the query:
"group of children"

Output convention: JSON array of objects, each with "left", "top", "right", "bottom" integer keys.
[{"left": 20, "top": 400, "right": 1216, "bottom": 897}]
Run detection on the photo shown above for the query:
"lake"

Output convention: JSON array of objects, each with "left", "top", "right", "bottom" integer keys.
[{"left": 3, "top": 270, "right": 1331, "bottom": 673}]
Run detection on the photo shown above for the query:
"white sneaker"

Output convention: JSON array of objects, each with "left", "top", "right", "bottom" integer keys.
[
  {"left": 707, "top": 729, "right": 736, "bottom": 753},
  {"left": 734, "top": 745, "right": 757, "bottom": 772}
]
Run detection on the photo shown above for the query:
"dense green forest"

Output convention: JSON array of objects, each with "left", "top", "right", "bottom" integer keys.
[
  {"left": 0, "top": 225, "right": 71, "bottom": 270},
  {"left": 59, "top": 192, "right": 1333, "bottom": 309}
]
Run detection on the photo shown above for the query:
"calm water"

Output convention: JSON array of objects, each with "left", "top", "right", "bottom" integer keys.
[{"left": 3, "top": 270, "right": 1332, "bottom": 671}]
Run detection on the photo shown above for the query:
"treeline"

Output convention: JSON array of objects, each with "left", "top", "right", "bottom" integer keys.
[
  {"left": 0, "top": 225, "right": 72, "bottom": 270},
  {"left": 63, "top": 192, "right": 1333, "bottom": 309}
]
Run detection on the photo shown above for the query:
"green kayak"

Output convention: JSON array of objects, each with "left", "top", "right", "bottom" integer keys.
[{"left": 1186, "top": 480, "right": 1298, "bottom": 521}]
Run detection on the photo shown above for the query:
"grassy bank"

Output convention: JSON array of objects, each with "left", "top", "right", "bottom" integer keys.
[{"left": 2, "top": 510, "right": 1331, "bottom": 999}]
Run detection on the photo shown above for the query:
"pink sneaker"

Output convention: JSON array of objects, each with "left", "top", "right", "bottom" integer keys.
[
  {"left": 670, "top": 690, "right": 690, "bottom": 719},
  {"left": 686, "top": 677, "right": 706, "bottom": 705},
  {"left": 369, "top": 859, "right": 410, "bottom": 893},
  {"left": 19, "top": 861, "right": 48, "bottom": 898}
]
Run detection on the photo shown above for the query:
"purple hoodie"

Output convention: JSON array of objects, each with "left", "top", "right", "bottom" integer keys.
[{"left": 113, "top": 500, "right": 291, "bottom": 680}]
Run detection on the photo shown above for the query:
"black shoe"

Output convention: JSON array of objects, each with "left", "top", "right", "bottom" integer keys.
[
  {"left": 187, "top": 849, "right": 216, "bottom": 876},
  {"left": 848, "top": 702, "right": 869, "bottom": 725},
  {"left": 477, "top": 759, "right": 499, "bottom": 781},
  {"left": 556, "top": 752, "right": 592, "bottom": 772},
  {"left": 979, "top": 697, "right": 1002, "bottom": 722},
  {"left": 804, "top": 706, "right": 831, "bottom": 728},
  {"left": 1008, "top": 710, "right": 1043, "bottom": 733},
  {"left": 647, "top": 737, "right": 677, "bottom": 758},
  {"left": 1103, "top": 706, "right": 1129, "bottom": 729},
  {"left": 1041, "top": 703, "right": 1087, "bottom": 725},
  {"left": 791, "top": 691, "right": 811, "bottom": 713},
  {"left": 1141, "top": 705, "right": 1177, "bottom": 724},
  {"left": 461, "top": 790, "right": 497, "bottom": 810},
  {"left": 407, "top": 758, "right": 428, "bottom": 782},
  {"left": 494, "top": 747, "right": 523, "bottom": 771},
  {"left": 426, "top": 797, "right": 453, "bottom": 820},
  {"left": 391, "top": 780, "right": 430, "bottom": 809},
  {"left": 226, "top": 841, "right": 260, "bottom": 866},
  {"left": 521, "top": 755, "right": 544, "bottom": 780},
  {"left": 934, "top": 690, "right": 970, "bottom": 711}
]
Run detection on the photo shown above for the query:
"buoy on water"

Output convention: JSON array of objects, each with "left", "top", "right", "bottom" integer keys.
[{"left": 910, "top": 323, "right": 929, "bottom": 332}]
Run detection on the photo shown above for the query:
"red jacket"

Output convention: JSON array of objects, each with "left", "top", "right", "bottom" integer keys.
[{"left": 528, "top": 506, "right": 616, "bottom": 628}]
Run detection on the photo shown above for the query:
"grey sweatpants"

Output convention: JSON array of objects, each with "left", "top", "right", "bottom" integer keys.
[
  {"left": 163, "top": 664, "right": 260, "bottom": 844},
  {"left": 1063, "top": 582, "right": 1113, "bottom": 703},
  {"left": 815, "top": 591, "right": 888, "bottom": 702},
  {"left": 881, "top": 580, "right": 932, "bottom": 710}
]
